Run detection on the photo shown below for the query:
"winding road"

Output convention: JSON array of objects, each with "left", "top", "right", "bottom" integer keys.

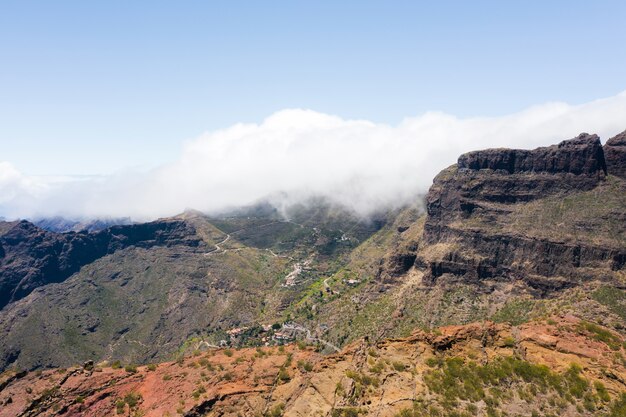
[
  {"left": 286, "top": 323, "right": 341, "bottom": 353},
  {"left": 203, "top": 234, "right": 231, "bottom": 255}
]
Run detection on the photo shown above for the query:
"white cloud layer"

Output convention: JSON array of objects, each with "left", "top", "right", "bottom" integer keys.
[{"left": 1, "top": 92, "right": 626, "bottom": 221}]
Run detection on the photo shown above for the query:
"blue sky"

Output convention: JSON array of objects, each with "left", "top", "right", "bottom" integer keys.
[{"left": 1, "top": 0, "right": 626, "bottom": 177}]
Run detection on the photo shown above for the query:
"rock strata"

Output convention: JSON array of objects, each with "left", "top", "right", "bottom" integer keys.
[
  {"left": 457, "top": 133, "right": 607, "bottom": 176},
  {"left": 604, "top": 129, "right": 626, "bottom": 179},
  {"left": 0, "top": 219, "right": 205, "bottom": 309},
  {"left": 383, "top": 132, "right": 626, "bottom": 292}
]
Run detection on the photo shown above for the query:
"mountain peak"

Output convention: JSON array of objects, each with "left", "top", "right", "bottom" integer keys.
[{"left": 458, "top": 132, "right": 607, "bottom": 176}]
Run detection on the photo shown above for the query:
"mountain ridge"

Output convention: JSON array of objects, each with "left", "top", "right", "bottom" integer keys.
[{"left": 0, "top": 129, "right": 625, "bottom": 416}]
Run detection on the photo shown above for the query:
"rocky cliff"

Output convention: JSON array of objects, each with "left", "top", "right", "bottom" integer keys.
[
  {"left": 413, "top": 133, "right": 626, "bottom": 293},
  {"left": 0, "top": 219, "right": 205, "bottom": 310},
  {"left": 605, "top": 129, "right": 626, "bottom": 179}
]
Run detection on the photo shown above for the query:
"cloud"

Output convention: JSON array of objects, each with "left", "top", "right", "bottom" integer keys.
[
  {"left": 1, "top": 92, "right": 626, "bottom": 221},
  {"left": 0, "top": 162, "right": 49, "bottom": 216}
]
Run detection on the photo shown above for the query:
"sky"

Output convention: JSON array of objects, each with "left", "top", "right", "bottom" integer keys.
[{"left": 0, "top": 1, "right": 625, "bottom": 219}]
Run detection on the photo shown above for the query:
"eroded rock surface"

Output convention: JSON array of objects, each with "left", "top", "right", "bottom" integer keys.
[
  {"left": 0, "top": 219, "right": 204, "bottom": 309},
  {"left": 405, "top": 133, "right": 626, "bottom": 291},
  {"left": 605, "top": 129, "right": 626, "bottom": 179},
  {"left": 1, "top": 318, "right": 624, "bottom": 417}
]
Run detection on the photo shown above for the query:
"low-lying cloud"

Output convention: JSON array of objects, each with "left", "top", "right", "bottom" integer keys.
[{"left": 2, "top": 91, "right": 626, "bottom": 221}]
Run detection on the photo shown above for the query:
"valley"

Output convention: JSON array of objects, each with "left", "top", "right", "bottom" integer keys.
[{"left": 0, "top": 130, "right": 625, "bottom": 416}]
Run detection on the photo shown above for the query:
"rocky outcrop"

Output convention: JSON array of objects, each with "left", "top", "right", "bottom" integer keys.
[
  {"left": 605, "top": 130, "right": 626, "bottom": 179},
  {"left": 420, "top": 226, "right": 625, "bottom": 290},
  {"left": 458, "top": 133, "right": 607, "bottom": 176},
  {"left": 428, "top": 134, "right": 608, "bottom": 227},
  {"left": 413, "top": 133, "right": 626, "bottom": 291},
  {"left": 0, "top": 219, "right": 205, "bottom": 309},
  {"left": 377, "top": 251, "right": 418, "bottom": 284},
  {"left": 1, "top": 318, "right": 624, "bottom": 417}
]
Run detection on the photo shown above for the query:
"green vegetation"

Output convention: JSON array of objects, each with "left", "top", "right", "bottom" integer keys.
[
  {"left": 592, "top": 286, "right": 626, "bottom": 321},
  {"left": 115, "top": 399, "right": 126, "bottom": 414},
  {"left": 265, "top": 403, "right": 285, "bottom": 417},
  {"left": 491, "top": 299, "right": 535, "bottom": 325},
  {"left": 115, "top": 392, "right": 142, "bottom": 415},
  {"left": 392, "top": 361, "right": 407, "bottom": 372},
  {"left": 421, "top": 356, "right": 611, "bottom": 415},
  {"left": 124, "top": 392, "right": 141, "bottom": 408},
  {"left": 297, "top": 359, "right": 313, "bottom": 372},
  {"left": 607, "top": 393, "right": 626, "bottom": 417},
  {"left": 369, "top": 359, "right": 385, "bottom": 374},
  {"left": 276, "top": 354, "right": 292, "bottom": 382},
  {"left": 490, "top": 176, "right": 626, "bottom": 247},
  {"left": 345, "top": 369, "right": 380, "bottom": 388},
  {"left": 394, "top": 353, "right": 626, "bottom": 417},
  {"left": 331, "top": 407, "right": 365, "bottom": 417},
  {"left": 394, "top": 403, "right": 456, "bottom": 417},
  {"left": 577, "top": 320, "right": 623, "bottom": 350},
  {"left": 278, "top": 367, "right": 290, "bottom": 382},
  {"left": 501, "top": 337, "right": 516, "bottom": 347},
  {"left": 124, "top": 364, "right": 138, "bottom": 373},
  {"left": 191, "top": 385, "right": 206, "bottom": 400},
  {"left": 255, "top": 347, "right": 267, "bottom": 358}
]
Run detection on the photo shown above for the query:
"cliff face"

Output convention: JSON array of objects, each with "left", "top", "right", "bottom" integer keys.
[
  {"left": 457, "top": 133, "right": 607, "bottom": 177},
  {"left": 409, "top": 133, "right": 626, "bottom": 293},
  {"left": 427, "top": 133, "right": 607, "bottom": 226},
  {"left": 0, "top": 219, "right": 204, "bottom": 310},
  {"left": 605, "top": 130, "right": 626, "bottom": 179}
]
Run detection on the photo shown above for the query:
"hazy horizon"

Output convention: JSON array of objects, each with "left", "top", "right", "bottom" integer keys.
[{"left": 1, "top": 91, "right": 625, "bottom": 221}]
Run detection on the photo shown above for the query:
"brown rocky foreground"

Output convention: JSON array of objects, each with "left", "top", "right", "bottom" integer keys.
[{"left": 1, "top": 316, "right": 625, "bottom": 417}]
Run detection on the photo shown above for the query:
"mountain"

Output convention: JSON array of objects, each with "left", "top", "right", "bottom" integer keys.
[
  {"left": 0, "top": 202, "right": 390, "bottom": 371},
  {"left": 0, "top": 130, "right": 625, "bottom": 416},
  {"left": 420, "top": 133, "right": 623, "bottom": 291},
  {"left": 0, "top": 218, "right": 204, "bottom": 310},
  {"left": 32, "top": 217, "right": 133, "bottom": 233},
  {"left": 1, "top": 316, "right": 625, "bottom": 417},
  {"left": 605, "top": 130, "right": 626, "bottom": 178},
  {"left": 282, "top": 132, "right": 626, "bottom": 352}
]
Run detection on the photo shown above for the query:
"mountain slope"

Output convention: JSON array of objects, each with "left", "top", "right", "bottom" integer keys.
[
  {"left": 0, "top": 205, "right": 389, "bottom": 371},
  {"left": 0, "top": 129, "right": 625, "bottom": 417},
  {"left": 2, "top": 317, "right": 625, "bottom": 417},
  {"left": 284, "top": 131, "right": 626, "bottom": 349},
  {"left": 0, "top": 218, "right": 206, "bottom": 310}
]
